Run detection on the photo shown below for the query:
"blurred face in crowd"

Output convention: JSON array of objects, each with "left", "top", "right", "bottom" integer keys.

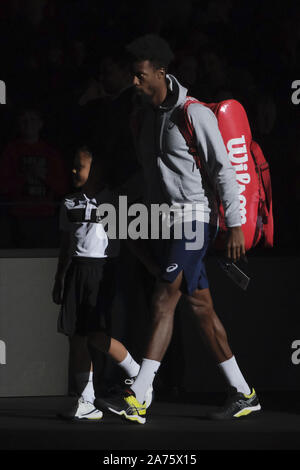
[
  {"left": 19, "top": 111, "right": 43, "bottom": 142},
  {"left": 100, "top": 57, "right": 128, "bottom": 95},
  {"left": 202, "top": 51, "right": 225, "bottom": 78},
  {"left": 72, "top": 151, "right": 92, "bottom": 188},
  {"left": 131, "top": 60, "right": 167, "bottom": 105},
  {"left": 176, "top": 56, "right": 198, "bottom": 88}
]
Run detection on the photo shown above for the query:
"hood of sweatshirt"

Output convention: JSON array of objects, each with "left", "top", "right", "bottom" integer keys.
[{"left": 158, "top": 74, "right": 188, "bottom": 112}]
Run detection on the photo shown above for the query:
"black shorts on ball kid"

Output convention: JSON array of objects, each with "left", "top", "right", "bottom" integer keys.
[
  {"left": 149, "top": 221, "right": 217, "bottom": 295},
  {"left": 57, "top": 257, "right": 114, "bottom": 337}
]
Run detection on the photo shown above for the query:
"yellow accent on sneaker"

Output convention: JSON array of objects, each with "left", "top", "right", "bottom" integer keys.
[
  {"left": 123, "top": 394, "right": 146, "bottom": 424},
  {"left": 234, "top": 407, "right": 256, "bottom": 418},
  {"left": 244, "top": 388, "right": 256, "bottom": 399},
  {"left": 125, "top": 395, "right": 146, "bottom": 415}
]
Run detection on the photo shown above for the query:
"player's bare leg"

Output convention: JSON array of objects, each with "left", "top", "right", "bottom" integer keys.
[
  {"left": 145, "top": 273, "right": 183, "bottom": 361},
  {"left": 186, "top": 288, "right": 232, "bottom": 363},
  {"left": 186, "top": 287, "right": 260, "bottom": 419}
]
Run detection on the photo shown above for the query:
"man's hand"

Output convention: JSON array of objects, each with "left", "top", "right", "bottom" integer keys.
[
  {"left": 52, "top": 279, "right": 63, "bottom": 305},
  {"left": 226, "top": 226, "right": 245, "bottom": 262}
]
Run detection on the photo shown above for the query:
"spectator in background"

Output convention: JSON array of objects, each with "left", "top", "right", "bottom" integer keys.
[
  {"left": 196, "top": 46, "right": 233, "bottom": 102},
  {"left": 171, "top": 54, "right": 199, "bottom": 96},
  {"left": 254, "top": 92, "right": 277, "bottom": 139},
  {"left": 98, "top": 45, "right": 139, "bottom": 186},
  {"left": 77, "top": 44, "right": 137, "bottom": 184},
  {"left": 0, "top": 108, "right": 69, "bottom": 248}
]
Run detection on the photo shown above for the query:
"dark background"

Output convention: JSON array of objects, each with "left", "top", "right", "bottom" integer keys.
[{"left": 0, "top": 0, "right": 299, "bottom": 393}]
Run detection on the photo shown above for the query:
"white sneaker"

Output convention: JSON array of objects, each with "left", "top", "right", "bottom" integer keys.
[
  {"left": 75, "top": 397, "right": 103, "bottom": 420},
  {"left": 58, "top": 396, "right": 103, "bottom": 421},
  {"left": 124, "top": 378, "right": 154, "bottom": 409}
]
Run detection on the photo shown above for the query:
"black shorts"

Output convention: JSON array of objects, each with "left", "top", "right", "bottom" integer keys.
[{"left": 57, "top": 257, "right": 114, "bottom": 337}]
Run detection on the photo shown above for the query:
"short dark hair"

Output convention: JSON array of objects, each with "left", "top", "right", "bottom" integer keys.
[
  {"left": 76, "top": 145, "right": 110, "bottom": 180},
  {"left": 76, "top": 145, "right": 93, "bottom": 159},
  {"left": 126, "top": 34, "right": 175, "bottom": 70}
]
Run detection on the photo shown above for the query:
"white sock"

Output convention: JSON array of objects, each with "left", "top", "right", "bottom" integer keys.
[
  {"left": 131, "top": 358, "right": 160, "bottom": 404},
  {"left": 218, "top": 356, "right": 251, "bottom": 395},
  {"left": 118, "top": 352, "right": 140, "bottom": 378},
  {"left": 76, "top": 371, "right": 95, "bottom": 404}
]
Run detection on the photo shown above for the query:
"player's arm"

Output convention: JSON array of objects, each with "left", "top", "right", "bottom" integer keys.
[{"left": 189, "top": 104, "right": 245, "bottom": 261}]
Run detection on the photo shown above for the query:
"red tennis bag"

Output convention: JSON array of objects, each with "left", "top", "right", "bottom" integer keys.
[{"left": 179, "top": 98, "right": 273, "bottom": 252}]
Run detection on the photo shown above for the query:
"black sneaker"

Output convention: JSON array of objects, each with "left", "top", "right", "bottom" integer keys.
[
  {"left": 95, "top": 388, "right": 128, "bottom": 415},
  {"left": 95, "top": 388, "right": 146, "bottom": 424},
  {"left": 207, "top": 386, "right": 261, "bottom": 420}
]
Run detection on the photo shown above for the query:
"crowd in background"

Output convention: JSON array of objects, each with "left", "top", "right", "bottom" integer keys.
[{"left": 0, "top": 0, "right": 299, "bottom": 252}]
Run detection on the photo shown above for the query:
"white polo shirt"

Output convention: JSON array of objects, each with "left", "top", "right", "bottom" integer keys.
[{"left": 59, "top": 187, "right": 119, "bottom": 258}]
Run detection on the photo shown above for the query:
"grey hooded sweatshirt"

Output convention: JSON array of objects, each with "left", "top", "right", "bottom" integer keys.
[{"left": 135, "top": 74, "right": 241, "bottom": 228}]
